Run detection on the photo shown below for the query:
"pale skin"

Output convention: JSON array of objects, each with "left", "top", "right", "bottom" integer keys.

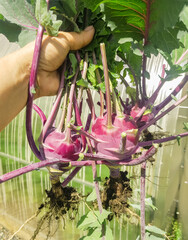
[{"left": 0, "top": 26, "right": 95, "bottom": 132}]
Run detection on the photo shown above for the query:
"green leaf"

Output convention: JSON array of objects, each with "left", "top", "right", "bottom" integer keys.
[
  {"left": 0, "top": 13, "right": 4, "bottom": 20},
  {"left": 35, "top": 0, "right": 62, "bottom": 36},
  {"left": 97, "top": 82, "right": 106, "bottom": 93},
  {"left": 150, "top": 0, "right": 186, "bottom": 35},
  {"left": 145, "top": 225, "right": 166, "bottom": 236},
  {"left": 176, "top": 136, "right": 181, "bottom": 146},
  {"left": 172, "top": 6, "right": 188, "bottom": 64},
  {"left": 87, "top": 63, "right": 102, "bottom": 87},
  {"left": 145, "top": 197, "right": 157, "bottom": 211},
  {"left": 68, "top": 53, "right": 77, "bottom": 78},
  {"left": 18, "top": 29, "right": 37, "bottom": 47},
  {"left": 77, "top": 212, "right": 100, "bottom": 230},
  {"left": 79, "top": 228, "right": 102, "bottom": 240},
  {"left": 150, "top": 21, "right": 187, "bottom": 54},
  {"left": 0, "top": 0, "right": 37, "bottom": 28},
  {"left": 77, "top": 78, "right": 89, "bottom": 88},
  {"left": 126, "top": 86, "right": 137, "bottom": 102},
  {"left": 0, "top": 19, "right": 21, "bottom": 42},
  {"left": 105, "top": 225, "right": 113, "bottom": 240},
  {"left": 183, "top": 122, "right": 188, "bottom": 131},
  {"left": 145, "top": 232, "right": 165, "bottom": 240},
  {"left": 86, "top": 189, "right": 97, "bottom": 202},
  {"left": 94, "top": 176, "right": 102, "bottom": 182},
  {"left": 95, "top": 209, "right": 111, "bottom": 224}
]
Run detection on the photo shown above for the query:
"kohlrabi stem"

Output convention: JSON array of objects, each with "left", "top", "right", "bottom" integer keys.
[
  {"left": 91, "top": 162, "right": 105, "bottom": 239},
  {"left": 119, "top": 132, "right": 127, "bottom": 153},
  {"left": 138, "top": 131, "right": 188, "bottom": 147},
  {"left": 64, "top": 67, "right": 79, "bottom": 143},
  {"left": 26, "top": 24, "right": 44, "bottom": 160},
  {"left": 140, "top": 162, "right": 146, "bottom": 240},
  {"left": 57, "top": 85, "right": 69, "bottom": 132},
  {"left": 154, "top": 75, "right": 188, "bottom": 114},
  {"left": 135, "top": 64, "right": 166, "bottom": 120},
  {"left": 61, "top": 167, "right": 82, "bottom": 187},
  {"left": 93, "top": 51, "right": 104, "bottom": 117},
  {"left": 69, "top": 123, "right": 104, "bottom": 143},
  {"left": 46, "top": 0, "right": 50, "bottom": 10},
  {"left": 77, "top": 52, "right": 88, "bottom": 111},
  {"left": 73, "top": 92, "right": 86, "bottom": 151},
  {"left": 0, "top": 146, "right": 157, "bottom": 184},
  {"left": 100, "top": 43, "right": 112, "bottom": 128},
  {"left": 33, "top": 104, "right": 46, "bottom": 125},
  {"left": 110, "top": 83, "right": 123, "bottom": 117},
  {"left": 39, "top": 62, "right": 66, "bottom": 142},
  {"left": 139, "top": 94, "right": 188, "bottom": 133},
  {"left": 91, "top": 162, "right": 103, "bottom": 213},
  {"left": 86, "top": 89, "right": 96, "bottom": 120},
  {"left": 109, "top": 167, "right": 121, "bottom": 179}
]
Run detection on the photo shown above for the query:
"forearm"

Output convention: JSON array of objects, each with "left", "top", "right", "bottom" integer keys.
[{"left": 0, "top": 46, "right": 33, "bottom": 131}]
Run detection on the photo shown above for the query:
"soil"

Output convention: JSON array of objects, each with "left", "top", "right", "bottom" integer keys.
[{"left": 100, "top": 170, "right": 132, "bottom": 219}]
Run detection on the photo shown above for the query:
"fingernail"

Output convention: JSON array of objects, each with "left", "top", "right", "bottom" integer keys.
[{"left": 85, "top": 26, "right": 94, "bottom": 31}]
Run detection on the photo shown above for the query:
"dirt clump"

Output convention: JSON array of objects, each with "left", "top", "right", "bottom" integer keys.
[{"left": 101, "top": 171, "right": 132, "bottom": 219}]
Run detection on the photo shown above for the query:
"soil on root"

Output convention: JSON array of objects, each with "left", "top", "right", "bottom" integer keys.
[
  {"left": 100, "top": 171, "right": 132, "bottom": 219},
  {"left": 31, "top": 185, "right": 80, "bottom": 240}
]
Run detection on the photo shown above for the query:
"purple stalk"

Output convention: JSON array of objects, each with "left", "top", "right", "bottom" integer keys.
[
  {"left": 69, "top": 123, "right": 105, "bottom": 143},
  {"left": 140, "top": 162, "right": 146, "bottom": 240},
  {"left": 39, "top": 62, "right": 66, "bottom": 142},
  {"left": 73, "top": 92, "right": 87, "bottom": 150},
  {"left": 26, "top": 24, "right": 44, "bottom": 160},
  {"left": 135, "top": 65, "right": 166, "bottom": 120},
  {"left": 154, "top": 75, "right": 188, "bottom": 114},
  {"left": 33, "top": 104, "right": 47, "bottom": 125},
  {"left": 93, "top": 51, "right": 105, "bottom": 116},
  {"left": 141, "top": 54, "right": 147, "bottom": 102},
  {"left": 77, "top": 53, "right": 88, "bottom": 111},
  {"left": 57, "top": 85, "right": 69, "bottom": 131},
  {"left": 64, "top": 67, "right": 79, "bottom": 143},
  {"left": 92, "top": 162, "right": 103, "bottom": 213},
  {"left": 61, "top": 93, "right": 88, "bottom": 186},
  {"left": 139, "top": 94, "right": 188, "bottom": 133},
  {"left": 61, "top": 167, "right": 82, "bottom": 187},
  {"left": 0, "top": 147, "right": 157, "bottom": 184},
  {"left": 86, "top": 89, "right": 96, "bottom": 120},
  {"left": 91, "top": 161, "right": 105, "bottom": 240},
  {"left": 138, "top": 131, "right": 188, "bottom": 147}
]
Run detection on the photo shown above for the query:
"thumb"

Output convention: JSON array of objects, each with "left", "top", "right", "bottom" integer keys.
[{"left": 57, "top": 26, "right": 95, "bottom": 51}]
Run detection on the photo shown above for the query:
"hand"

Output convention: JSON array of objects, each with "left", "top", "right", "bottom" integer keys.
[
  {"left": 0, "top": 26, "right": 95, "bottom": 131},
  {"left": 28, "top": 26, "right": 95, "bottom": 98}
]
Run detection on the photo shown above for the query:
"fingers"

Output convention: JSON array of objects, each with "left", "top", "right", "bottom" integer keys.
[
  {"left": 57, "top": 26, "right": 95, "bottom": 51},
  {"left": 35, "top": 71, "right": 60, "bottom": 98}
]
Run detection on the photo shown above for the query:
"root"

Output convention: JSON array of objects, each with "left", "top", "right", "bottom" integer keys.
[
  {"left": 101, "top": 171, "right": 132, "bottom": 218},
  {"left": 8, "top": 213, "right": 38, "bottom": 240},
  {"left": 30, "top": 185, "right": 80, "bottom": 240}
]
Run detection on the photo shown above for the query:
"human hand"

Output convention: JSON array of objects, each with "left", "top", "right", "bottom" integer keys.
[
  {"left": 22, "top": 26, "right": 95, "bottom": 98},
  {"left": 0, "top": 26, "right": 94, "bottom": 131}
]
